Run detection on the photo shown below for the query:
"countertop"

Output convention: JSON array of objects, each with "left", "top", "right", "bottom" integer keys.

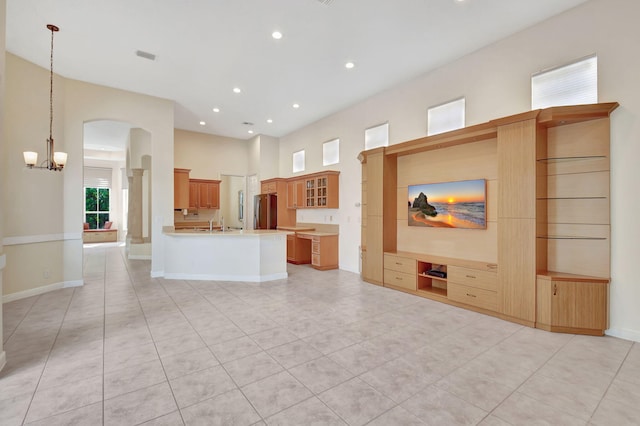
[
  {"left": 164, "top": 228, "right": 293, "bottom": 237},
  {"left": 276, "top": 226, "right": 316, "bottom": 232},
  {"left": 297, "top": 231, "right": 339, "bottom": 237}
]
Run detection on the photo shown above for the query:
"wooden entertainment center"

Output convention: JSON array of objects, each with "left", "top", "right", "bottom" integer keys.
[{"left": 359, "top": 103, "right": 618, "bottom": 336}]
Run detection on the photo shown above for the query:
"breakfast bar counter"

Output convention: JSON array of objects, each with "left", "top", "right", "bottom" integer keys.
[{"left": 162, "top": 228, "right": 293, "bottom": 282}]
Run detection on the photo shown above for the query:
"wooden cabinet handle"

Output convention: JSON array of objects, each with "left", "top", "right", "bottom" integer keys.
[
  {"left": 466, "top": 275, "right": 476, "bottom": 279},
  {"left": 553, "top": 284, "right": 557, "bottom": 296},
  {"left": 466, "top": 293, "right": 477, "bottom": 298},
  {"left": 396, "top": 276, "right": 403, "bottom": 280},
  {"left": 395, "top": 262, "right": 402, "bottom": 265}
]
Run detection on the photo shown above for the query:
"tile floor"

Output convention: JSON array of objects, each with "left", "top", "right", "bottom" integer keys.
[{"left": 1, "top": 243, "right": 639, "bottom": 425}]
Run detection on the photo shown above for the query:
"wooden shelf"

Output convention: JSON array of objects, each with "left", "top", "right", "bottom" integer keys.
[
  {"left": 537, "top": 235, "right": 607, "bottom": 240},
  {"left": 537, "top": 155, "right": 606, "bottom": 163},
  {"left": 418, "top": 272, "right": 447, "bottom": 282},
  {"left": 417, "top": 287, "right": 447, "bottom": 297}
]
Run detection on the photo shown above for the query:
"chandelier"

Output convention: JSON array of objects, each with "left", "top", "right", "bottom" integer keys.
[{"left": 23, "top": 24, "right": 67, "bottom": 171}]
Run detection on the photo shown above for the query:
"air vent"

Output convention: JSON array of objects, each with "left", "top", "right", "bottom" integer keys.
[
  {"left": 242, "top": 121, "right": 254, "bottom": 126},
  {"left": 316, "top": 0, "right": 334, "bottom": 5},
  {"left": 135, "top": 50, "right": 156, "bottom": 61}
]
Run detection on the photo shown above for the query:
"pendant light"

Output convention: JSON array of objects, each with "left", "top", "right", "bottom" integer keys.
[{"left": 23, "top": 24, "right": 67, "bottom": 171}]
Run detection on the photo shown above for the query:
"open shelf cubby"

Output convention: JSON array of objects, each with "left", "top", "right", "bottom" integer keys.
[{"left": 417, "top": 261, "right": 447, "bottom": 296}]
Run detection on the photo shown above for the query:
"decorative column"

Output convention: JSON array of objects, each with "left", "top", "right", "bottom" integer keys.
[
  {"left": 126, "top": 175, "right": 133, "bottom": 239},
  {"left": 130, "top": 168, "right": 144, "bottom": 243}
]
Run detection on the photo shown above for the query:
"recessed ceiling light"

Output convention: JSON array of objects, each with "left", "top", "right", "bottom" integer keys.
[
  {"left": 345, "top": 62, "right": 355, "bottom": 69},
  {"left": 248, "top": 130, "right": 254, "bottom": 134},
  {"left": 233, "top": 87, "right": 241, "bottom": 94},
  {"left": 213, "top": 107, "right": 220, "bottom": 113},
  {"left": 267, "top": 119, "right": 273, "bottom": 124},
  {"left": 199, "top": 121, "right": 206, "bottom": 126},
  {"left": 293, "top": 103, "right": 300, "bottom": 109},
  {"left": 272, "top": 31, "right": 283, "bottom": 40}
]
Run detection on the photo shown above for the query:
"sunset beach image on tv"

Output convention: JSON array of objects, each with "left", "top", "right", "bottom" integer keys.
[{"left": 408, "top": 179, "right": 486, "bottom": 229}]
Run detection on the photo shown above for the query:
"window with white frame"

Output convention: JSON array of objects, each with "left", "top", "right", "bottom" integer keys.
[
  {"left": 323, "top": 138, "right": 340, "bottom": 166},
  {"left": 532, "top": 55, "right": 597, "bottom": 110},
  {"left": 292, "top": 150, "right": 305, "bottom": 173},
  {"left": 427, "top": 97, "right": 465, "bottom": 136},
  {"left": 364, "top": 122, "right": 389, "bottom": 150},
  {"left": 84, "top": 167, "right": 112, "bottom": 229}
]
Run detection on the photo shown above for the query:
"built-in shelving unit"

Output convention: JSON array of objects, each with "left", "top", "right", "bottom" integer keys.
[{"left": 360, "top": 103, "right": 618, "bottom": 336}]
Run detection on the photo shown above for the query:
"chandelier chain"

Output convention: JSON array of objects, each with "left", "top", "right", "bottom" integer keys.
[{"left": 49, "top": 25, "right": 54, "bottom": 141}]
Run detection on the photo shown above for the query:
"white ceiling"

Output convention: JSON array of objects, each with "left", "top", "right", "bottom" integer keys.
[{"left": 6, "top": 0, "right": 588, "bottom": 144}]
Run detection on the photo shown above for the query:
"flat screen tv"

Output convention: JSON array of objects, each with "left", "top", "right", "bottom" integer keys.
[{"left": 408, "top": 179, "right": 486, "bottom": 229}]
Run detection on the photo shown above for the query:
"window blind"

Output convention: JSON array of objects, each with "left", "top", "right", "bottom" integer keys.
[
  {"left": 427, "top": 97, "right": 465, "bottom": 136},
  {"left": 532, "top": 55, "right": 597, "bottom": 110},
  {"left": 84, "top": 167, "right": 112, "bottom": 188}
]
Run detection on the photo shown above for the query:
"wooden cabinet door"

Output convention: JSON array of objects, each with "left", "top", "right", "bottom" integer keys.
[
  {"left": 189, "top": 181, "right": 199, "bottom": 209},
  {"left": 550, "top": 281, "right": 576, "bottom": 328},
  {"left": 174, "top": 169, "right": 190, "bottom": 209},
  {"left": 207, "top": 183, "right": 220, "bottom": 209},
  {"left": 287, "top": 180, "right": 304, "bottom": 209},
  {"left": 286, "top": 235, "right": 296, "bottom": 262}
]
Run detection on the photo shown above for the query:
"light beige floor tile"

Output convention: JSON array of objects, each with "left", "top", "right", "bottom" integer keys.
[
  {"left": 24, "top": 401, "right": 102, "bottom": 426},
  {"left": 435, "top": 367, "right": 516, "bottom": 411},
  {"left": 266, "top": 340, "right": 323, "bottom": 369},
  {"left": 104, "top": 381, "right": 177, "bottom": 426},
  {"left": 327, "top": 342, "right": 387, "bottom": 375},
  {"left": 401, "top": 385, "right": 487, "bottom": 426},
  {"left": 209, "top": 335, "right": 262, "bottom": 363},
  {"left": 318, "top": 377, "right": 395, "bottom": 426},
  {"left": 0, "top": 392, "right": 32, "bottom": 426},
  {"left": 104, "top": 341, "right": 160, "bottom": 373},
  {"left": 599, "top": 377, "right": 640, "bottom": 410},
  {"left": 590, "top": 395, "right": 640, "bottom": 426},
  {"left": 138, "top": 410, "right": 185, "bottom": 425},
  {"left": 265, "top": 397, "right": 347, "bottom": 425},
  {"left": 242, "top": 370, "right": 313, "bottom": 418},
  {"left": 38, "top": 353, "right": 103, "bottom": 390},
  {"left": 24, "top": 375, "right": 103, "bottom": 424},
  {"left": 302, "top": 328, "right": 357, "bottom": 355},
  {"left": 360, "top": 357, "right": 439, "bottom": 403},
  {"left": 180, "top": 389, "right": 261, "bottom": 426},
  {"left": 249, "top": 327, "right": 299, "bottom": 350},
  {"left": 154, "top": 331, "right": 206, "bottom": 358},
  {"left": 223, "top": 351, "right": 283, "bottom": 386},
  {"left": 169, "top": 365, "right": 237, "bottom": 408},
  {"left": 161, "top": 347, "right": 219, "bottom": 380},
  {"left": 104, "top": 359, "right": 167, "bottom": 399},
  {"left": 289, "top": 356, "right": 354, "bottom": 394},
  {"left": 492, "top": 392, "right": 586, "bottom": 426},
  {"left": 366, "top": 406, "right": 425, "bottom": 426},
  {"left": 519, "top": 373, "right": 603, "bottom": 420},
  {"left": 477, "top": 414, "right": 514, "bottom": 426}
]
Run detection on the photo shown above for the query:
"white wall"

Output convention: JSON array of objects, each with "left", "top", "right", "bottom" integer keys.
[
  {"left": 0, "top": 0, "right": 7, "bottom": 371},
  {"left": 277, "top": 0, "right": 640, "bottom": 341},
  {"left": 174, "top": 129, "right": 248, "bottom": 179}
]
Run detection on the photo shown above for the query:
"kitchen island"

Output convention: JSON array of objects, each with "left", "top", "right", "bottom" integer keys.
[{"left": 162, "top": 228, "right": 292, "bottom": 282}]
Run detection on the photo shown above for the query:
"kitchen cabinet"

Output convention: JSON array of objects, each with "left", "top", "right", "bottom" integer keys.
[
  {"left": 298, "top": 233, "right": 338, "bottom": 270},
  {"left": 536, "top": 274, "right": 608, "bottom": 335},
  {"left": 304, "top": 172, "right": 339, "bottom": 208},
  {"left": 174, "top": 168, "right": 190, "bottom": 209},
  {"left": 286, "top": 234, "right": 311, "bottom": 264},
  {"left": 189, "top": 179, "right": 221, "bottom": 209},
  {"left": 286, "top": 180, "right": 305, "bottom": 209}
]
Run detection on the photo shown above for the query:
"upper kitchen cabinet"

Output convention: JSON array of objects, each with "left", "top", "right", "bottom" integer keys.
[
  {"left": 174, "top": 168, "right": 191, "bottom": 209},
  {"left": 287, "top": 171, "right": 340, "bottom": 209},
  {"left": 189, "top": 179, "right": 221, "bottom": 209}
]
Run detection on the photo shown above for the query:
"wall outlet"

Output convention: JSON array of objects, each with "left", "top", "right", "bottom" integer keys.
[{"left": 43, "top": 268, "right": 50, "bottom": 279}]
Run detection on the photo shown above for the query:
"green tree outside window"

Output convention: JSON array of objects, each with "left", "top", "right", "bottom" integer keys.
[{"left": 85, "top": 187, "right": 110, "bottom": 229}]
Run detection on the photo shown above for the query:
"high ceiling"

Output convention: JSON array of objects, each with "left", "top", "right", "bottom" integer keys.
[{"left": 6, "top": 0, "right": 588, "bottom": 143}]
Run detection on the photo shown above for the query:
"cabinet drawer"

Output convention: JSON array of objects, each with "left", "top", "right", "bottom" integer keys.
[
  {"left": 312, "top": 254, "right": 320, "bottom": 266},
  {"left": 312, "top": 241, "right": 320, "bottom": 254},
  {"left": 448, "top": 266, "right": 497, "bottom": 291},
  {"left": 448, "top": 283, "right": 497, "bottom": 311},
  {"left": 384, "top": 269, "right": 416, "bottom": 291},
  {"left": 383, "top": 254, "right": 415, "bottom": 275}
]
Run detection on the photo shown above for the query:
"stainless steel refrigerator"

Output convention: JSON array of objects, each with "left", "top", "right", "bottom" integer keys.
[{"left": 254, "top": 193, "right": 277, "bottom": 229}]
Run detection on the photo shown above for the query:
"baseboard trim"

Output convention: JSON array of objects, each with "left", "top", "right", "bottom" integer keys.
[
  {"left": 3, "top": 233, "right": 82, "bottom": 246},
  {"left": 0, "top": 254, "right": 5, "bottom": 270},
  {"left": 3, "top": 279, "right": 84, "bottom": 303},
  {"left": 128, "top": 255, "right": 152, "bottom": 260},
  {"left": 0, "top": 351, "right": 6, "bottom": 373},
  {"left": 605, "top": 327, "right": 640, "bottom": 343},
  {"left": 163, "top": 272, "right": 288, "bottom": 282},
  {"left": 150, "top": 270, "right": 163, "bottom": 278}
]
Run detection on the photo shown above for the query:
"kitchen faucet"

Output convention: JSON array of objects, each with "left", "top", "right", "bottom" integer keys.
[{"left": 209, "top": 216, "right": 215, "bottom": 232}]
